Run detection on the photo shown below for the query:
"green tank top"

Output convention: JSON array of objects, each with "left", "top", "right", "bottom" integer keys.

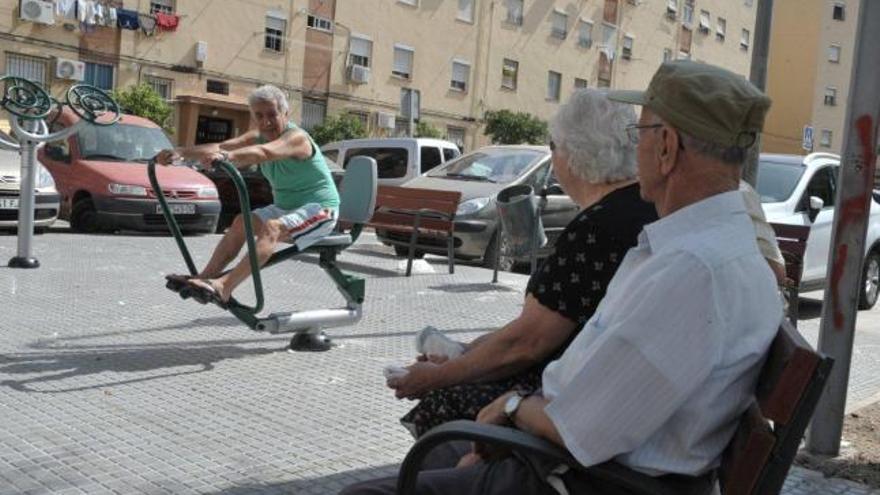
[{"left": 257, "top": 123, "right": 340, "bottom": 211}]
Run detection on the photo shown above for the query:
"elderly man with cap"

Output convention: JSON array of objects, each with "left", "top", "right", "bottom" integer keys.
[{"left": 340, "top": 61, "right": 783, "bottom": 495}]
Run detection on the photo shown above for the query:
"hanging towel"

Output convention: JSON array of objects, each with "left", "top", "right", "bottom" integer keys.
[
  {"left": 154, "top": 12, "right": 180, "bottom": 32},
  {"left": 93, "top": 3, "right": 104, "bottom": 25},
  {"left": 107, "top": 7, "right": 117, "bottom": 26},
  {"left": 55, "top": 0, "right": 77, "bottom": 20},
  {"left": 78, "top": 0, "right": 97, "bottom": 25},
  {"left": 117, "top": 9, "right": 139, "bottom": 30},
  {"left": 139, "top": 14, "right": 158, "bottom": 36}
]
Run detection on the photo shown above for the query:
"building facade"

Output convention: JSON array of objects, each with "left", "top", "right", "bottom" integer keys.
[
  {"left": 1, "top": 0, "right": 756, "bottom": 150},
  {"left": 763, "top": 0, "right": 858, "bottom": 155}
]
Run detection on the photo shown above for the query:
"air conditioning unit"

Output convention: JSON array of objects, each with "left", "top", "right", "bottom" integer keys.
[
  {"left": 19, "top": 0, "right": 54, "bottom": 25},
  {"left": 195, "top": 41, "right": 208, "bottom": 64},
  {"left": 349, "top": 64, "right": 371, "bottom": 84},
  {"left": 55, "top": 58, "right": 86, "bottom": 81},
  {"left": 376, "top": 112, "right": 395, "bottom": 130}
]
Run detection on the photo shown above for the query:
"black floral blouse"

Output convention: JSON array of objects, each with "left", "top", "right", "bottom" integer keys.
[{"left": 401, "top": 183, "right": 658, "bottom": 437}]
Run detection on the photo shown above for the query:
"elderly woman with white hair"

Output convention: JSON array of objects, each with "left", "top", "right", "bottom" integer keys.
[
  {"left": 387, "top": 88, "right": 658, "bottom": 437},
  {"left": 156, "top": 84, "right": 339, "bottom": 306}
]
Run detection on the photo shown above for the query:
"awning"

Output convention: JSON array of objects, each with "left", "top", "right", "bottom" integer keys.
[{"left": 175, "top": 95, "right": 250, "bottom": 112}]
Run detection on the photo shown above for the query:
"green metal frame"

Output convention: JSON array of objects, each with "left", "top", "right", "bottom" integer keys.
[{"left": 148, "top": 158, "right": 365, "bottom": 330}]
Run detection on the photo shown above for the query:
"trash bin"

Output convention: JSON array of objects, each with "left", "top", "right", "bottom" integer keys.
[{"left": 495, "top": 184, "right": 546, "bottom": 259}]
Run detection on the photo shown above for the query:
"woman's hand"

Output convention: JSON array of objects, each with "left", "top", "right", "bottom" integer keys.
[
  {"left": 386, "top": 361, "right": 442, "bottom": 399},
  {"left": 154, "top": 149, "right": 179, "bottom": 166}
]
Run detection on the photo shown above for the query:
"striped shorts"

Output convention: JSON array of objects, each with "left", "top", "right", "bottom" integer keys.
[{"left": 253, "top": 203, "right": 338, "bottom": 250}]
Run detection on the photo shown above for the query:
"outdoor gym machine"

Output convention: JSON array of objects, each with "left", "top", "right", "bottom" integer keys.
[{"left": 0, "top": 76, "right": 119, "bottom": 268}]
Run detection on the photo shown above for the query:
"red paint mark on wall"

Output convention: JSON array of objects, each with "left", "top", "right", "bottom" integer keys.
[{"left": 829, "top": 115, "right": 878, "bottom": 330}]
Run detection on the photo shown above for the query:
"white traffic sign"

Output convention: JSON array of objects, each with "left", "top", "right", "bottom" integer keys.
[{"left": 803, "top": 125, "right": 814, "bottom": 151}]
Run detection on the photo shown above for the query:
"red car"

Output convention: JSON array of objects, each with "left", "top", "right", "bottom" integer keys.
[{"left": 38, "top": 109, "right": 221, "bottom": 234}]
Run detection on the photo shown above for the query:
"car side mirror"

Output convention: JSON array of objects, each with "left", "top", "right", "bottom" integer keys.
[
  {"left": 45, "top": 144, "right": 68, "bottom": 162},
  {"left": 808, "top": 195, "right": 824, "bottom": 222}
]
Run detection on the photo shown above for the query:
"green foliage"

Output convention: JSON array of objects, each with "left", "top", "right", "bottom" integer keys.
[
  {"left": 112, "top": 83, "right": 174, "bottom": 133},
  {"left": 483, "top": 109, "right": 548, "bottom": 145},
  {"left": 310, "top": 113, "right": 368, "bottom": 145},
  {"left": 415, "top": 121, "right": 443, "bottom": 138}
]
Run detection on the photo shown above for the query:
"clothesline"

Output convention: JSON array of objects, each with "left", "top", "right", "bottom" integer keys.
[{"left": 53, "top": 0, "right": 182, "bottom": 36}]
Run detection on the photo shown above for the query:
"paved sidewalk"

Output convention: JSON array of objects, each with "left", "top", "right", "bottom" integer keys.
[{"left": 0, "top": 229, "right": 877, "bottom": 494}]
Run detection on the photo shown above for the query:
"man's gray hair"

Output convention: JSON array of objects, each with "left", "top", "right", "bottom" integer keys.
[
  {"left": 249, "top": 85, "right": 290, "bottom": 115},
  {"left": 549, "top": 89, "right": 638, "bottom": 184},
  {"left": 679, "top": 132, "right": 748, "bottom": 165}
]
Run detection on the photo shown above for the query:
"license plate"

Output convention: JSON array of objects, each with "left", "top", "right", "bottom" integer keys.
[
  {"left": 0, "top": 198, "right": 19, "bottom": 209},
  {"left": 157, "top": 203, "right": 196, "bottom": 215}
]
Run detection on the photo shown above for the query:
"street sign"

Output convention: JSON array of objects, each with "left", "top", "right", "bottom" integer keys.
[
  {"left": 803, "top": 125, "right": 814, "bottom": 151},
  {"left": 400, "top": 88, "right": 420, "bottom": 120}
]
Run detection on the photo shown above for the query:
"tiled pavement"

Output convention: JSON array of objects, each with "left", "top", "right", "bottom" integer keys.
[{"left": 0, "top": 227, "right": 877, "bottom": 494}]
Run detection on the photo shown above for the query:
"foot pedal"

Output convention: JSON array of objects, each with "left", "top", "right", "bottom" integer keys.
[{"left": 288, "top": 331, "right": 333, "bottom": 352}]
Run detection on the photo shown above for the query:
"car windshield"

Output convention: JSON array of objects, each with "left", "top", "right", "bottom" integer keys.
[
  {"left": 77, "top": 124, "right": 173, "bottom": 163},
  {"left": 756, "top": 160, "right": 805, "bottom": 203},
  {"left": 427, "top": 149, "right": 544, "bottom": 184}
]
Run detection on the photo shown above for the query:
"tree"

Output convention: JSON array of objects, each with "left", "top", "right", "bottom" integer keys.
[
  {"left": 310, "top": 113, "right": 367, "bottom": 145},
  {"left": 112, "top": 83, "right": 174, "bottom": 133},
  {"left": 483, "top": 109, "right": 548, "bottom": 145},
  {"left": 415, "top": 121, "right": 443, "bottom": 138}
]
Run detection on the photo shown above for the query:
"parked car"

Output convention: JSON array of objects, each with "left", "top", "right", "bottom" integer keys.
[
  {"left": 375, "top": 145, "right": 580, "bottom": 268},
  {"left": 757, "top": 152, "right": 880, "bottom": 309},
  {"left": 38, "top": 109, "right": 221, "bottom": 234},
  {"left": 203, "top": 157, "right": 343, "bottom": 232},
  {"left": 321, "top": 137, "right": 461, "bottom": 186},
  {"left": 0, "top": 148, "right": 60, "bottom": 232}
]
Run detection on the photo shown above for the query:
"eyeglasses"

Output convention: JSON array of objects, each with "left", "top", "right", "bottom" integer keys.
[
  {"left": 625, "top": 123, "right": 663, "bottom": 142},
  {"left": 549, "top": 140, "right": 556, "bottom": 152}
]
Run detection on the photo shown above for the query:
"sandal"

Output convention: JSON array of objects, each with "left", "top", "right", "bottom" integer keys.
[
  {"left": 183, "top": 279, "right": 229, "bottom": 309},
  {"left": 165, "top": 274, "right": 194, "bottom": 293}
]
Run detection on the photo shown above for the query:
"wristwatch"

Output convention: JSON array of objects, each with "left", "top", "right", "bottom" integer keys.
[
  {"left": 217, "top": 150, "right": 231, "bottom": 162},
  {"left": 503, "top": 392, "right": 526, "bottom": 421}
]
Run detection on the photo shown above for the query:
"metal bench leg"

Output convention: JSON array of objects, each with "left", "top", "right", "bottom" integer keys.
[
  {"left": 407, "top": 215, "right": 423, "bottom": 277},
  {"left": 447, "top": 232, "right": 455, "bottom": 274}
]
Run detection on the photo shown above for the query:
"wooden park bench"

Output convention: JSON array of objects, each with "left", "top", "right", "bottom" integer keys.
[
  {"left": 366, "top": 185, "right": 462, "bottom": 277},
  {"left": 771, "top": 223, "right": 811, "bottom": 326},
  {"left": 397, "top": 320, "right": 833, "bottom": 495}
]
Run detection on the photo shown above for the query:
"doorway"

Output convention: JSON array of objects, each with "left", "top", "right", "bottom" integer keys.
[{"left": 196, "top": 116, "right": 234, "bottom": 144}]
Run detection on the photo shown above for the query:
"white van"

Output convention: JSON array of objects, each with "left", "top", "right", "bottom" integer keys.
[{"left": 321, "top": 138, "right": 461, "bottom": 186}]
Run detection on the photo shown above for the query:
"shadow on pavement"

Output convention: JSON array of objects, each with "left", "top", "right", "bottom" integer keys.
[
  {"left": 295, "top": 252, "right": 409, "bottom": 278},
  {"left": 428, "top": 282, "right": 518, "bottom": 293},
  {"left": 333, "top": 326, "right": 495, "bottom": 341},
  {"left": 0, "top": 342, "right": 276, "bottom": 394},
  {"left": 206, "top": 464, "right": 400, "bottom": 495}
]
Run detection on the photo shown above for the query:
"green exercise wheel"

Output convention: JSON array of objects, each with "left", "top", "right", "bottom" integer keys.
[
  {"left": 0, "top": 76, "right": 53, "bottom": 120},
  {"left": 66, "top": 84, "right": 121, "bottom": 126}
]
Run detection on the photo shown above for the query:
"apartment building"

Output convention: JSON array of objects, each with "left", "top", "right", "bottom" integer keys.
[
  {"left": 1, "top": 0, "right": 756, "bottom": 150},
  {"left": 763, "top": 0, "right": 858, "bottom": 155}
]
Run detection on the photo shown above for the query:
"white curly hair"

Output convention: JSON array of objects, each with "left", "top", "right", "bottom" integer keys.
[
  {"left": 248, "top": 85, "right": 290, "bottom": 115},
  {"left": 549, "top": 88, "right": 638, "bottom": 184}
]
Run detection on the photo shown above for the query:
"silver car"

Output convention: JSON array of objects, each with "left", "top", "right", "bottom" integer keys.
[
  {"left": 375, "top": 145, "right": 580, "bottom": 268},
  {"left": 0, "top": 148, "right": 60, "bottom": 232}
]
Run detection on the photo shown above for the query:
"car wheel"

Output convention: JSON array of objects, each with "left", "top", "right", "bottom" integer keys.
[
  {"left": 70, "top": 198, "right": 101, "bottom": 233},
  {"left": 483, "top": 232, "right": 514, "bottom": 271},
  {"left": 859, "top": 251, "right": 880, "bottom": 310},
  {"left": 393, "top": 245, "right": 425, "bottom": 258}
]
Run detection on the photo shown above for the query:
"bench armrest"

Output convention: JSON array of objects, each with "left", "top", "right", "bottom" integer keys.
[{"left": 397, "top": 420, "right": 680, "bottom": 495}]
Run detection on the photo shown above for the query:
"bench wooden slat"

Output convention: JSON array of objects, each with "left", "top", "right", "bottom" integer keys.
[{"left": 370, "top": 213, "right": 454, "bottom": 234}]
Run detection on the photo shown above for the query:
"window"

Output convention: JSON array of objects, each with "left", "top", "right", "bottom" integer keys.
[
  {"left": 348, "top": 111, "right": 369, "bottom": 128},
  {"left": 682, "top": 0, "right": 694, "bottom": 26},
  {"left": 301, "top": 99, "right": 326, "bottom": 131},
  {"left": 740, "top": 28, "right": 750, "bottom": 50},
  {"left": 506, "top": 0, "right": 524, "bottom": 25},
  {"left": 699, "top": 10, "right": 710, "bottom": 33},
  {"left": 824, "top": 87, "right": 838, "bottom": 106},
  {"left": 265, "top": 15, "right": 286, "bottom": 52},
  {"left": 603, "top": 0, "right": 618, "bottom": 24},
  {"left": 574, "top": 77, "right": 588, "bottom": 89},
  {"left": 84, "top": 62, "right": 113, "bottom": 90},
  {"left": 622, "top": 35, "right": 634, "bottom": 60},
  {"left": 447, "top": 126, "right": 466, "bottom": 150},
  {"left": 150, "top": 0, "right": 173, "bottom": 14},
  {"left": 451, "top": 60, "right": 470, "bottom": 91},
  {"left": 552, "top": 10, "right": 568, "bottom": 39},
  {"left": 307, "top": 14, "right": 333, "bottom": 33},
  {"left": 392, "top": 45, "right": 414, "bottom": 79},
  {"left": 578, "top": 20, "right": 594, "bottom": 47},
  {"left": 820, "top": 130, "right": 833, "bottom": 148},
  {"left": 457, "top": 0, "right": 474, "bottom": 23},
  {"left": 398, "top": 0, "right": 418, "bottom": 6},
  {"left": 828, "top": 44, "right": 841, "bottom": 63},
  {"left": 666, "top": 0, "right": 678, "bottom": 19},
  {"left": 547, "top": 71, "right": 562, "bottom": 101},
  {"left": 443, "top": 146, "right": 461, "bottom": 160},
  {"left": 804, "top": 166, "right": 836, "bottom": 207},
  {"left": 4, "top": 53, "right": 48, "bottom": 87},
  {"left": 601, "top": 23, "right": 618, "bottom": 59},
  {"left": 344, "top": 147, "right": 408, "bottom": 178},
  {"left": 501, "top": 58, "right": 518, "bottom": 90},
  {"left": 663, "top": 48, "right": 673, "bottom": 62},
  {"left": 145, "top": 76, "right": 173, "bottom": 100},
  {"left": 349, "top": 36, "right": 372, "bottom": 67},
  {"left": 833, "top": 2, "right": 845, "bottom": 20},
  {"left": 420, "top": 146, "right": 443, "bottom": 173},
  {"left": 716, "top": 17, "right": 726, "bottom": 41},
  {"left": 206, "top": 79, "right": 229, "bottom": 95}
]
